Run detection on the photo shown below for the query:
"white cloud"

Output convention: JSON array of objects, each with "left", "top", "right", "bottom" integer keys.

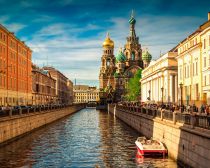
[
  {"left": 4, "top": 23, "right": 26, "bottom": 33},
  {"left": 25, "top": 14, "right": 203, "bottom": 84}
]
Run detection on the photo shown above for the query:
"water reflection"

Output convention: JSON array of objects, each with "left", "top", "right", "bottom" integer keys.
[{"left": 0, "top": 108, "right": 178, "bottom": 167}]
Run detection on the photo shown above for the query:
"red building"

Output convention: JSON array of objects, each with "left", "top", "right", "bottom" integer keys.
[{"left": 0, "top": 24, "right": 32, "bottom": 106}]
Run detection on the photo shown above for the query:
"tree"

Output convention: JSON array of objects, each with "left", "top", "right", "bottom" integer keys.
[{"left": 125, "top": 69, "right": 142, "bottom": 101}]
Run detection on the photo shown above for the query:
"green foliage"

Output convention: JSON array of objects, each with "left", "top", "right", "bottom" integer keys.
[{"left": 125, "top": 69, "right": 142, "bottom": 101}]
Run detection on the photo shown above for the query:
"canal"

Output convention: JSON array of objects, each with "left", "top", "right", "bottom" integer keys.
[{"left": 0, "top": 108, "right": 178, "bottom": 167}]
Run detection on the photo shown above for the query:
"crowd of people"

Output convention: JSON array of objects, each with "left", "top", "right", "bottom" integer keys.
[
  {"left": 118, "top": 101, "right": 210, "bottom": 128},
  {"left": 118, "top": 101, "right": 210, "bottom": 116}
]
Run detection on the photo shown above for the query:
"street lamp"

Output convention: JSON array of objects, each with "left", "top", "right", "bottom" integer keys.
[
  {"left": 161, "top": 87, "right": 164, "bottom": 105},
  {"left": 148, "top": 90, "right": 151, "bottom": 100},
  {"left": 179, "top": 83, "right": 183, "bottom": 112}
]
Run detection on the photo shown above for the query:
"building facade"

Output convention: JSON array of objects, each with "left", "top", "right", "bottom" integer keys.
[
  {"left": 43, "top": 66, "right": 73, "bottom": 105},
  {"left": 73, "top": 85, "right": 99, "bottom": 103},
  {"left": 99, "top": 12, "right": 150, "bottom": 102},
  {"left": 141, "top": 51, "right": 178, "bottom": 103},
  {"left": 32, "top": 64, "right": 56, "bottom": 105},
  {"left": 176, "top": 13, "right": 210, "bottom": 106},
  {"left": 67, "top": 79, "right": 74, "bottom": 105},
  {"left": 0, "top": 24, "right": 32, "bottom": 106}
]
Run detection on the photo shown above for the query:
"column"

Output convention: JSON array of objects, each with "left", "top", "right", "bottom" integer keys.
[
  {"left": 158, "top": 77, "right": 160, "bottom": 102},
  {"left": 175, "top": 75, "right": 178, "bottom": 103},
  {"left": 170, "top": 74, "right": 175, "bottom": 103}
]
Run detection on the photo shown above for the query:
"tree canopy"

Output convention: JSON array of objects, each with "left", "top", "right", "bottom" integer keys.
[{"left": 125, "top": 69, "right": 142, "bottom": 101}]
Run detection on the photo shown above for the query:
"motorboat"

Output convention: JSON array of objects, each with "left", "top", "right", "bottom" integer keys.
[{"left": 135, "top": 137, "right": 167, "bottom": 156}]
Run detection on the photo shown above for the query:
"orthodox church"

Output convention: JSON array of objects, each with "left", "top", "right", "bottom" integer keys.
[{"left": 99, "top": 12, "right": 152, "bottom": 102}]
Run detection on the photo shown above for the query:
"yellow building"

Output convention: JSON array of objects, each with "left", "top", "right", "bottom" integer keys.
[
  {"left": 73, "top": 85, "right": 99, "bottom": 103},
  {"left": 176, "top": 13, "right": 210, "bottom": 106},
  {"left": 141, "top": 51, "right": 178, "bottom": 103}
]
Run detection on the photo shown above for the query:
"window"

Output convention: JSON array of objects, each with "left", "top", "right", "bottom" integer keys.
[
  {"left": 209, "top": 54, "right": 210, "bottom": 66},
  {"left": 204, "top": 39, "right": 206, "bottom": 49},
  {"left": 209, "top": 74, "right": 210, "bottom": 85},
  {"left": 179, "top": 66, "right": 182, "bottom": 80},
  {"left": 204, "top": 57, "right": 206, "bottom": 68},
  {"left": 209, "top": 35, "right": 210, "bottom": 46},
  {"left": 107, "top": 60, "right": 110, "bottom": 66},
  {"left": 132, "top": 52, "right": 135, "bottom": 60},
  {"left": 196, "top": 61, "right": 198, "bottom": 75},
  {"left": 204, "top": 76, "right": 206, "bottom": 86}
]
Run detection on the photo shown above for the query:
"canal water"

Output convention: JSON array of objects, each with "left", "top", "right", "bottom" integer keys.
[{"left": 0, "top": 108, "right": 178, "bottom": 168}]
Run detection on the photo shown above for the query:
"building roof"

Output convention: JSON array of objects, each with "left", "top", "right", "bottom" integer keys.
[
  {"left": 175, "top": 15, "right": 210, "bottom": 48},
  {"left": 73, "top": 85, "right": 98, "bottom": 91},
  {"left": 0, "top": 24, "right": 32, "bottom": 51}
]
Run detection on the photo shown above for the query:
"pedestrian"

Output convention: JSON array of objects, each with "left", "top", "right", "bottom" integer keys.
[
  {"left": 205, "top": 105, "right": 209, "bottom": 115},
  {"left": 200, "top": 104, "right": 205, "bottom": 113},
  {"left": 206, "top": 105, "right": 210, "bottom": 128}
]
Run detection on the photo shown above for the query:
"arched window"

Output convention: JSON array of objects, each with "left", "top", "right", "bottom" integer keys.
[
  {"left": 107, "top": 59, "right": 110, "bottom": 66},
  {"left": 132, "top": 52, "right": 135, "bottom": 60}
]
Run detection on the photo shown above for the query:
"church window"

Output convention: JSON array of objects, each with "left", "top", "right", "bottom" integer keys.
[
  {"left": 107, "top": 60, "right": 110, "bottom": 66},
  {"left": 132, "top": 52, "right": 135, "bottom": 60}
]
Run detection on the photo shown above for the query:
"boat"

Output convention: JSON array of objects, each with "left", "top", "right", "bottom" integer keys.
[{"left": 135, "top": 137, "right": 167, "bottom": 156}]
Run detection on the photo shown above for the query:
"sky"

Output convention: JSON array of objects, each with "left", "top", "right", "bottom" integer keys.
[{"left": 0, "top": 0, "right": 209, "bottom": 87}]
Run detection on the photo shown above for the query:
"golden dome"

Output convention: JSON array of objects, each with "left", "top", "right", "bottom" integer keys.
[{"left": 103, "top": 32, "right": 114, "bottom": 48}]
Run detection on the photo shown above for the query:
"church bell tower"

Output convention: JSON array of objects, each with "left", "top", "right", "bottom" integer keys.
[
  {"left": 124, "top": 11, "right": 143, "bottom": 68},
  {"left": 99, "top": 33, "right": 116, "bottom": 90}
]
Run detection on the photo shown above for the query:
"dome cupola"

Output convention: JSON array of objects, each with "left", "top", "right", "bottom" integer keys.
[
  {"left": 116, "top": 48, "right": 126, "bottom": 62},
  {"left": 103, "top": 32, "right": 114, "bottom": 48},
  {"left": 142, "top": 49, "right": 152, "bottom": 62},
  {"left": 129, "top": 10, "right": 136, "bottom": 25}
]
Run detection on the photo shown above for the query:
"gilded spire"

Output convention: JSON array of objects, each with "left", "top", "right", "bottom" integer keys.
[
  {"left": 131, "top": 9, "right": 134, "bottom": 18},
  {"left": 129, "top": 10, "right": 136, "bottom": 25},
  {"left": 106, "top": 32, "right": 110, "bottom": 39}
]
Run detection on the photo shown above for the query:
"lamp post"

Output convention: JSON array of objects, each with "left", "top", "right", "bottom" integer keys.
[
  {"left": 148, "top": 90, "right": 151, "bottom": 100},
  {"left": 179, "top": 83, "right": 183, "bottom": 112},
  {"left": 161, "top": 87, "right": 164, "bottom": 105}
]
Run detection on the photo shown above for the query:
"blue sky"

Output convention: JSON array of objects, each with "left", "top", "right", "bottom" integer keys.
[{"left": 0, "top": 0, "right": 209, "bottom": 87}]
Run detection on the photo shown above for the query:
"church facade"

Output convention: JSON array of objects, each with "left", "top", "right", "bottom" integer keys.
[{"left": 99, "top": 13, "right": 152, "bottom": 102}]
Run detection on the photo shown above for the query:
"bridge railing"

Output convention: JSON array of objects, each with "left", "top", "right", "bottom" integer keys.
[{"left": 115, "top": 104, "right": 210, "bottom": 130}]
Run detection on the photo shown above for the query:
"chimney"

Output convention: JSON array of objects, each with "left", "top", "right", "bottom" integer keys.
[{"left": 208, "top": 12, "right": 210, "bottom": 21}]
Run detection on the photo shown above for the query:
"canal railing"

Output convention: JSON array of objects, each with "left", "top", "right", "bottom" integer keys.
[
  {"left": 115, "top": 104, "right": 210, "bottom": 130},
  {"left": 0, "top": 104, "right": 86, "bottom": 119}
]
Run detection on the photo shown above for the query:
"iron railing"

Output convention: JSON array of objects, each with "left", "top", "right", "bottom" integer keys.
[
  {"left": 115, "top": 105, "right": 209, "bottom": 130},
  {"left": 0, "top": 104, "right": 85, "bottom": 119}
]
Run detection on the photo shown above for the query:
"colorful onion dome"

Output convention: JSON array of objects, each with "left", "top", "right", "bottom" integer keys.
[
  {"left": 116, "top": 48, "right": 126, "bottom": 62},
  {"left": 129, "top": 17, "right": 136, "bottom": 24},
  {"left": 142, "top": 49, "right": 152, "bottom": 62},
  {"left": 129, "top": 10, "right": 136, "bottom": 24},
  {"left": 103, "top": 32, "right": 114, "bottom": 48}
]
